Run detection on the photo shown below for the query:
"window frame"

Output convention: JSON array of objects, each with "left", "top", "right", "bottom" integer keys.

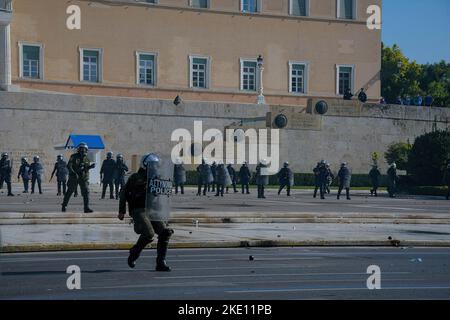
[
  {"left": 79, "top": 47, "right": 103, "bottom": 83},
  {"left": 18, "top": 41, "right": 44, "bottom": 80},
  {"left": 288, "top": 60, "right": 309, "bottom": 94},
  {"left": 189, "top": 55, "right": 211, "bottom": 90},
  {"left": 189, "top": 0, "right": 210, "bottom": 9},
  {"left": 336, "top": 0, "right": 357, "bottom": 20},
  {"left": 240, "top": 58, "right": 259, "bottom": 92},
  {"left": 336, "top": 64, "right": 355, "bottom": 95},
  {"left": 289, "top": 0, "right": 310, "bottom": 17},
  {"left": 240, "top": 0, "right": 261, "bottom": 13},
  {"left": 135, "top": 51, "right": 158, "bottom": 87}
]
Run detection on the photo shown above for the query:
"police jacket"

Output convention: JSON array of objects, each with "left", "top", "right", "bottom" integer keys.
[
  {"left": 119, "top": 168, "right": 147, "bottom": 215},
  {"left": 52, "top": 160, "right": 68, "bottom": 180},
  {"left": 0, "top": 158, "right": 12, "bottom": 175},
  {"left": 29, "top": 162, "right": 44, "bottom": 178},
  {"left": 239, "top": 165, "right": 251, "bottom": 184},
  {"left": 101, "top": 159, "right": 116, "bottom": 182},
  {"left": 67, "top": 153, "right": 92, "bottom": 180},
  {"left": 18, "top": 163, "right": 31, "bottom": 180}
]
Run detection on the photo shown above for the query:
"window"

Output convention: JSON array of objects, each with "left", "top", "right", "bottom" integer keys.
[
  {"left": 80, "top": 48, "right": 102, "bottom": 83},
  {"left": 241, "top": 0, "right": 259, "bottom": 13},
  {"left": 19, "top": 43, "right": 43, "bottom": 79},
  {"left": 136, "top": 52, "right": 156, "bottom": 86},
  {"left": 189, "top": 56, "right": 209, "bottom": 89},
  {"left": 336, "top": 65, "right": 354, "bottom": 95},
  {"left": 290, "top": 0, "right": 309, "bottom": 16},
  {"left": 289, "top": 62, "right": 308, "bottom": 94},
  {"left": 240, "top": 59, "right": 257, "bottom": 92},
  {"left": 337, "top": 0, "right": 356, "bottom": 19},
  {"left": 190, "top": 0, "right": 208, "bottom": 8}
]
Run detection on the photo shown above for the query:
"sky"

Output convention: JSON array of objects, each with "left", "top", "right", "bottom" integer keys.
[{"left": 382, "top": 0, "right": 450, "bottom": 64}]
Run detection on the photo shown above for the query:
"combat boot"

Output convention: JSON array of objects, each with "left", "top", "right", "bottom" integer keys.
[
  {"left": 156, "top": 229, "right": 174, "bottom": 272},
  {"left": 61, "top": 205, "right": 66, "bottom": 212},
  {"left": 128, "top": 236, "right": 152, "bottom": 268}
]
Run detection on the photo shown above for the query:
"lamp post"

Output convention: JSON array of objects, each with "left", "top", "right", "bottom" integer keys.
[{"left": 256, "top": 55, "right": 266, "bottom": 105}]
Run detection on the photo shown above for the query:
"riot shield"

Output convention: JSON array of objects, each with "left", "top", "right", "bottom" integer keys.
[
  {"left": 224, "top": 167, "right": 232, "bottom": 186},
  {"left": 145, "top": 154, "right": 173, "bottom": 221},
  {"left": 289, "top": 170, "right": 294, "bottom": 187}
]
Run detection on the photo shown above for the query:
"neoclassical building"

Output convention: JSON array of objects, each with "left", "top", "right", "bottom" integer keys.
[{"left": 1, "top": 0, "right": 381, "bottom": 105}]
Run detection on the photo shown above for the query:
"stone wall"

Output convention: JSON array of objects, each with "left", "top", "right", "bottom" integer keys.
[{"left": 0, "top": 91, "right": 449, "bottom": 182}]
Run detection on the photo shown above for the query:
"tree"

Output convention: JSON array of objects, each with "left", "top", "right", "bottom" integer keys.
[
  {"left": 381, "top": 44, "right": 450, "bottom": 107},
  {"left": 408, "top": 130, "right": 450, "bottom": 185},
  {"left": 384, "top": 142, "right": 411, "bottom": 171}
]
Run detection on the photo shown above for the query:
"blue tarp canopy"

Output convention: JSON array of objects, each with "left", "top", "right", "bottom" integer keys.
[{"left": 65, "top": 135, "right": 105, "bottom": 150}]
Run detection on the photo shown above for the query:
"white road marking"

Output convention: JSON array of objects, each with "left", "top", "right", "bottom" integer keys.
[{"left": 226, "top": 286, "right": 450, "bottom": 294}]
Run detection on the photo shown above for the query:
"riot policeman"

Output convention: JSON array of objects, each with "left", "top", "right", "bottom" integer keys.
[
  {"left": 369, "top": 165, "right": 381, "bottom": 197},
  {"left": 0, "top": 152, "right": 14, "bottom": 196},
  {"left": 61, "top": 142, "right": 95, "bottom": 213},
  {"left": 239, "top": 162, "right": 251, "bottom": 194},
  {"left": 210, "top": 161, "right": 217, "bottom": 192},
  {"left": 444, "top": 163, "right": 450, "bottom": 200},
  {"left": 18, "top": 157, "right": 31, "bottom": 193},
  {"left": 51, "top": 155, "right": 68, "bottom": 196},
  {"left": 313, "top": 161, "right": 328, "bottom": 199},
  {"left": 215, "top": 162, "right": 231, "bottom": 197},
  {"left": 337, "top": 162, "right": 352, "bottom": 200},
  {"left": 325, "top": 163, "right": 334, "bottom": 194},
  {"left": 277, "top": 161, "right": 293, "bottom": 196},
  {"left": 114, "top": 154, "right": 129, "bottom": 200},
  {"left": 256, "top": 159, "right": 269, "bottom": 199},
  {"left": 29, "top": 156, "right": 44, "bottom": 194},
  {"left": 225, "top": 164, "right": 238, "bottom": 193},
  {"left": 173, "top": 158, "right": 186, "bottom": 195},
  {"left": 118, "top": 153, "right": 174, "bottom": 272},
  {"left": 101, "top": 151, "right": 116, "bottom": 200},
  {"left": 196, "top": 159, "right": 213, "bottom": 196},
  {"left": 387, "top": 163, "right": 399, "bottom": 198}
]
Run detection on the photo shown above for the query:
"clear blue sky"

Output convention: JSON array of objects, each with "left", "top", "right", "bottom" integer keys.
[{"left": 382, "top": 0, "right": 450, "bottom": 64}]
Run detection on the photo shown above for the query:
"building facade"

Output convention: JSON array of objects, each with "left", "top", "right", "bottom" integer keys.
[{"left": 2, "top": 0, "right": 381, "bottom": 105}]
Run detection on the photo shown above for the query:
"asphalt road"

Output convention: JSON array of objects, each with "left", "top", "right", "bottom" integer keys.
[
  {"left": 1, "top": 247, "right": 450, "bottom": 300},
  {"left": 1, "top": 183, "right": 449, "bottom": 216}
]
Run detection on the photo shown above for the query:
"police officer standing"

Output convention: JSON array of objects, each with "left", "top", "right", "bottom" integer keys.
[
  {"left": 114, "top": 154, "right": 129, "bottom": 200},
  {"left": 18, "top": 157, "right": 31, "bottom": 193},
  {"left": 29, "top": 156, "right": 44, "bottom": 195},
  {"left": 215, "top": 162, "right": 231, "bottom": 197},
  {"left": 50, "top": 155, "right": 68, "bottom": 196},
  {"left": 101, "top": 152, "right": 116, "bottom": 200},
  {"left": 173, "top": 158, "right": 186, "bottom": 195},
  {"left": 313, "top": 161, "right": 328, "bottom": 199},
  {"left": 210, "top": 161, "right": 217, "bottom": 193},
  {"left": 226, "top": 164, "right": 238, "bottom": 194},
  {"left": 239, "top": 162, "right": 251, "bottom": 194},
  {"left": 256, "top": 159, "right": 269, "bottom": 199},
  {"left": 0, "top": 152, "right": 14, "bottom": 196},
  {"left": 444, "top": 163, "right": 450, "bottom": 200},
  {"left": 369, "top": 165, "right": 381, "bottom": 197},
  {"left": 337, "top": 162, "right": 352, "bottom": 200},
  {"left": 277, "top": 162, "right": 293, "bottom": 196},
  {"left": 118, "top": 153, "right": 174, "bottom": 272},
  {"left": 325, "top": 163, "right": 334, "bottom": 194},
  {"left": 61, "top": 142, "right": 95, "bottom": 213},
  {"left": 387, "top": 163, "right": 398, "bottom": 198},
  {"left": 196, "top": 159, "right": 213, "bottom": 196}
]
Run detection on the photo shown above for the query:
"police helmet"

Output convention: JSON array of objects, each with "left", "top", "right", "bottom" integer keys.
[
  {"left": 1, "top": 152, "right": 8, "bottom": 158},
  {"left": 117, "top": 154, "right": 124, "bottom": 160},
  {"left": 140, "top": 153, "right": 160, "bottom": 170},
  {"left": 57, "top": 154, "right": 63, "bottom": 160},
  {"left": 77, "top": 142, "right": 89, "bottom": 152},
  {"left": 107, "top": 151, "right": 113, "bottom": 159},
  {"left": 21, "top": 157, "right": 27, "bottom": 162},
  {"left": 284, "top": 161, "right": 289, "bottom": 167},
  {"left": 391, "top": 162, "right": 397, "bottom": 168},
  {"left": 341, "top": 162, "right": 347, "bottom": 167},
  {"left": 34, "top": 156, "right": 40, "bottom": 162},
  {"left": 260, "top": 159, "right": 268, "bottom": 166}
]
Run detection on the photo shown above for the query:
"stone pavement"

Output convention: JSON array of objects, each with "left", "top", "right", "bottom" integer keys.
[{"left": 1, "top": 184, "right": 450, "bottom": 252}]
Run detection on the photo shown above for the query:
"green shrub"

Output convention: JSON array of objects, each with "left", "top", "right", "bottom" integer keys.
[{"left": 384, "top": 142, "right": 411, "bottom": 171}]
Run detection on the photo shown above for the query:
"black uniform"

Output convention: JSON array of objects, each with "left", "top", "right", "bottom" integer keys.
[
  {"left": 18, "top": 160, "right": 31, "bottom": 193},
  {"left": 210, "top": 162, "right": 217, "bottom": 192},
  {"left": 256, "top": 163, "right": 269, "bottom": 199},
  {"left": 196, "top": 161, "right": 213, "bottom": 196},
  {"left": 369, "top": 166, "right": 381, "bottom": 196},
  {"left": 51, "top": 159, "right": 69, "bottom": 196},
  {"left": 119, "top": 168, "right": 174, "bottom": 271},
  {"left": 313, "top": 163, "right": 328, "bottom": 199},
  {"left": 62, "top": 151, "right": 95, "bottom": 213},
  {"left": 277, "top": 166, "right": 293, "bottom": 196},
  {"left": 29, "top": 160, "right": 44, "bottom": 194},
  {"left": 337, "top": 165, "right": 352, "bottom": 200},
  {"left": 0, "top": 155, "right": 14, "bottom": 196},
  {"left": 101, "top": 157, "right": 116, "bottom": 199},
  {"left": 239, "top": 164, "right": 251, "bottom": 194},
  {"left": 173, "top": 163, "right": 186, "bottom": 195},
  {"left": 325, "top": 166, "right": 334, "bottom": 194},
  {"left": 226, "top": 164, "right": 238, "bottom": 193},
  {"left": 387, "top": 166, "right": 398, "bottom": 198},
  {"left": 444, "top": 167, "right": 450, "bottom": 200},
  {"left": 114, "top": 159, "right": 129, "bottom": 200}
]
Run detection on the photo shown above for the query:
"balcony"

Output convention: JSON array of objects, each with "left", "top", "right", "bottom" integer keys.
[{"left": 0, "top": 0, "right": 12, "bottom": 25}]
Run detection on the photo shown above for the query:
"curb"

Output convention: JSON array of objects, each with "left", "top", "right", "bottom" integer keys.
[{"left": 2, "top": 239, "right": 450, "bottom": 253}]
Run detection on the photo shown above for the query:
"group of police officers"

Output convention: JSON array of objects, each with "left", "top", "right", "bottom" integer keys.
[{"left": 2, "top": 143, "right": 450, "bottom": 272}]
